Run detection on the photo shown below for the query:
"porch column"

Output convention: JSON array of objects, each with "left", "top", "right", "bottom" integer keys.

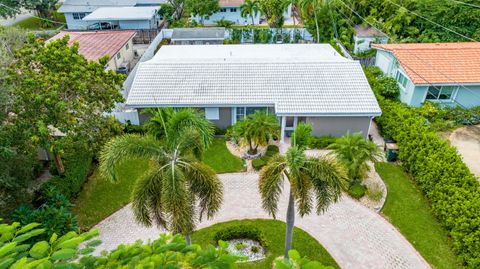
[
  {"left": 293, "top": 116, "right": 298, "bottom": 129},
  {"left": 280, "top": 116, "right": 286, "bottom": 143}
]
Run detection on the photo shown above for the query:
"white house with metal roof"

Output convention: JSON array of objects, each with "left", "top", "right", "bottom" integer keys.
[
  {"left": 126, "top": 44, "right": 381, "bottom": 142},
  {"left": 58, "top": 0, "right": 165, "bottom": 30}
]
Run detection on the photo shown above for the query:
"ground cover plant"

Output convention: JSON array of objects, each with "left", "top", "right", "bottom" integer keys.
[
  {"left": 191, "top": 219, "right": 339, "bottom": 269},
  {"left": 376, "top": 162, "right": 462, "bottom": 269},
  {"left": 203, "top": 138, "right": 245, "bottom": 173}
]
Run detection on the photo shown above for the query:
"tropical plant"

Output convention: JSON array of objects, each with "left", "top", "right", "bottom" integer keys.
[
  {"left": 186, "top": 0, "right": 220, "bottom": 24},
  {"left": 290, "top": 123, "right": 313, "bottom": 149},
  {"left": 216, "top": 18, "right": 235, "bottom": 28},
  {"left": 231, "top": 111, "right": 279, "bottom": 155},
  {"left": 99, "top": 108, "right": 222, "bottom": 244},
  {"left": 298, "top": 0, "right": 324, "bottom": 42},
  {"left": 259, "top": 0, "right": 286, "bottom": 28},
  {"left": 241, "top": 0, "right": 261, "bottom": 25},
  {"left": 328, "top": 132, "right": 382, "bottom": 183},
  {"left": 259, "top": 146, "right": 347, "bottom": 259},
  {"left": 275, "top": 249, "right": 334, "bottom": 269}
]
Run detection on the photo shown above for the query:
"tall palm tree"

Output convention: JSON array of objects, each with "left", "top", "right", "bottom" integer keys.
[
  {"left": 285, "top": 0, "right": 298, "bottom": 26},
  {"left": 232, "top": 110, "right": 279, "bottom": 155},
  {"left": 328, "top": 132, "right": 382, "bottom": 183},
  {"left": 99, "top": 108, "right": 222, "bottom": 244},
  {"left": 298, "top": 0, "right": 323, "bottom": 42},
  {"left": 240, "top": 0, "right": 261, "bottom": 25},
  {"left": 259, "top": 146, "right": 347, "bottom": 259}
]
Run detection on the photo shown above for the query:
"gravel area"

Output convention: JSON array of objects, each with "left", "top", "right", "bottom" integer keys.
[{"left": 226, "top": 239, "right": 266, "bottom": 262}]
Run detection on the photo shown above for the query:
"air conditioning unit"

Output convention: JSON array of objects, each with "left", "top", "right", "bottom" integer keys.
[{"left": 116, "top": 62, "right": 129, "bottom": 74}]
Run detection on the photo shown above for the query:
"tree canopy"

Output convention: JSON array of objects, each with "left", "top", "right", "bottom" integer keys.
[
  {"left": 0, "top": 0, "right": 59, "bottom": 19},
  {"left": 186, "top": 0, "right": 220, "bottom": 24}
]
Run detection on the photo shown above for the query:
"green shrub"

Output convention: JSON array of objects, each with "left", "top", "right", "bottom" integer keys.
[
  {"left": 213, "top": 225, "right": 268, "bottom": 248},
  {"left": 235, "top": 242, "right": 247, "bottom": 250},
  {"left": 214, "top": 127, "right": 228, "bottom": 135},
  {"left": 251, "top": 245, "right": 259, "bottom": 253},
  {"left": 266, "top": 145, "right": 279, "bottom": 156},
  {"left": 366, "top": 183, "right": 384, "bottom": 202},
  {"left": 378, "top": 76, "right": 400, "bottom": 100},
  {"left": 308, "top": 136, "right": 337, "bottom": 149},
  {"left": 252, "top": 158, "right": 267, "bottom": 171},
  {"left": 347, "top": 184, "right": 366, "bottom": 199},
  {"left": 366, "top": 67, "right": 480, "bottom": 267}
]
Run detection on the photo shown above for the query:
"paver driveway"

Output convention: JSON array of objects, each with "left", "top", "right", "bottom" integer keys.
[{"left": 91, "top": 172, "right": 430, "bottom": 269}]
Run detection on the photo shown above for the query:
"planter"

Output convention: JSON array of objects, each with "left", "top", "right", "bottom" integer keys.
[{"left": 227, "top": 239, "right": 266, "bottom": 262}]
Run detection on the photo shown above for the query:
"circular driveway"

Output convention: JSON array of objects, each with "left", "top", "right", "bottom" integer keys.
[{"left": 91, "top": 172, "right": 430, "bottom": 269}]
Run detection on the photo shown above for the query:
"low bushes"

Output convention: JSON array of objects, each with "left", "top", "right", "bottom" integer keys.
[
  {"left": 308, "top": 136, "right": 337, "bottom": 149},
  {"left": 252, "top": 145, "right": 279, "bottom": 171},
  {"left": 213, "top": 225, "right": 269, "bottom": 248},
  {"left": 367, "top": 67, "right": 480, "bottom": 267},
  {"left": 347, "top": 183, "right": 366, "bottom": 199}
]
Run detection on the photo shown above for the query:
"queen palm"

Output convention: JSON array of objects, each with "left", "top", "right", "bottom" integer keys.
[
  {"left": 298, "top": 0, "right": 324, "bottom": 42},
  {"left": 240, "top": 0, "right": 261, "bottom": 25},
  {"left": 99, "top": 108, "right": 222, "bottom": 244},
  {"left": 232, "top": 110, "right": 279, "bottom": 155},
  {"left": 259, "top": 146, "right": 347, "bottom": 259}
]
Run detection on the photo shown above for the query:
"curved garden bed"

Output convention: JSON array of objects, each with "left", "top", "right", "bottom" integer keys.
[{"left": 191, "top": 219, "right": 339, "bottom": 269}]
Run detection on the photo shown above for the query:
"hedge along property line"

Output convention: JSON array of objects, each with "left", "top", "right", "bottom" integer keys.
[{"left": 375, "top": 99, "right": 480, "bottom": 267}]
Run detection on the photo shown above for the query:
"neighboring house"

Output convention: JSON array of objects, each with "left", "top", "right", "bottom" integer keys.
[
  {"left": 171, "top": 28, "right": 225, "bottom": 45},
  {"left": 373, "top": 42, "right": 480, "bottom": 108},
  {"left": 353, "top": 25, "right": 388, "bottom": 54},
  {"left": 125, "top": 44, "right": 381, "bottom": 142},
  {"left": 49, "top": 30, "right": 137, "bottom": 71},
  {"left": 192, "top": 0, "right": 291, "bottom": 26},
  {"left": 82, "top": 6, "right": 161, "bottom": 30},
  {"left": 58, "top": 0, "right": 165, "bottom": 30}
]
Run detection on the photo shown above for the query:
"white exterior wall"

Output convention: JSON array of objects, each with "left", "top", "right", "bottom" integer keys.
[
  {"left": 64, "top": 12, "right": 91, "bottom": 30},
  {"left": 194, "top": 8, "right": 259, "bottom": 25},
  {"left": 106, "top": 38, "right": 135, "bottom": 71},
  {"left": 119, "top": 18, "right": 157, "bottom": 29},
  {"left": 354, "top": 36, "right": 388, "bottom": 54}
]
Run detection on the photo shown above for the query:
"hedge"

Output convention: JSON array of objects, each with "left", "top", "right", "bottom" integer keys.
[
  {"left": 369, "top": 70, "right": 480, "bottom": 267},
  {"left": 308, "top": 136, "right": 337, "bottom": 149},
  {"left": 213, "top": 225, "right": 269, "bottom": 248},
  {"left": 252, "top": 145, "right": 279, "bottom": 171}
]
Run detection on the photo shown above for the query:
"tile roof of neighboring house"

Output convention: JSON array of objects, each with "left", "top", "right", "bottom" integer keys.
[
  {"left": 171, "top": 28, "right": 226, "bottom": 40},
  {"left": 355, "top": 25, "right": 387, "bottom": 38},
  {"left": 49, "top": 30, "right": 136, "bottom": 62},
  {"left": 372, "top": 42, "right": 480, "bottom": 84},
  {"left": 83, "top": 6, "right": 159, "bottom": 21},
  {"left": 127, "top": 44, "right": 381, "bottom": 116},
  {"left": 219, "top": 0, "right": 244, "bottom": 7},
  {"left": 58, "top": 0, "right": 165, "bottom": 13}
]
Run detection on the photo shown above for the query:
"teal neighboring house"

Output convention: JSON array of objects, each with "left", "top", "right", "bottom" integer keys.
[{"left": 372, "top": 43, "right": 480, "bottom": 108}]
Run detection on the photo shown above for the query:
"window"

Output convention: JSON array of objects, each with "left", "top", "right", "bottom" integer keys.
[
  {"left": 426, "top": 86, "right": 456, "bottom": 101},
  {"left": 220, "top": 8, "right": 227, "bottom": 12},
  {"left": 116, "top": 53, "right": 121, "bottom": 59},
  {"left": 236, "top": 107, "right": 245, "bottom": 122},
  {"left": 395, "top": 71, "right": 409, "bottom": 89},
  {"left": 236, "top": 107, "right": 269, "bottom": 122},
  {"left": 230, "top": 8, "right": 237, "bottom": 12},
  {"left": 205, "top": 107, "right": 220, "bottom": 120},
  {"left": 72, "top": 13, "right": 86, "bottom": 20},
  {"left": 125, "top": 43, "right": 129, "bottom": 50}
]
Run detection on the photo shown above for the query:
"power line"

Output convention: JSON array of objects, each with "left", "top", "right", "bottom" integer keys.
[
  {"left": 384, "top": 0, "right": 478, "bottom": 42},
  {"left": 335, "top": 0, "right": 480, "bottom": 103},
  {"left": 449, "top": 0, "right": 480, "bottom": 9}
]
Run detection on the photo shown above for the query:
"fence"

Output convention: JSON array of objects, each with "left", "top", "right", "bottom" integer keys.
[
  {"left": 133, "top": 29, "right": 162, "bottom": 44},
  {"left": 353, "top": 57, "right": 376, "bottom": 67},
  {"left": 225, "top": 28, "right": 313, "bottom": 44}
]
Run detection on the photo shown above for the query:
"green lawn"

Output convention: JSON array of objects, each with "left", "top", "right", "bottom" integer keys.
[
  {"left": 73, "top": 158, "right": 148, "bottom": 231},
  {"left": 203, "top": 138, "right": 245, "bottom": 173},
  {"left": 192, "top": 219, "right": 339, "bottom": 269},
  {"left": 14, "top": 12, "right": 65, "bottom": 30},
  {"left": 376, "top": 162, "right": 463, "bottom": 269}
]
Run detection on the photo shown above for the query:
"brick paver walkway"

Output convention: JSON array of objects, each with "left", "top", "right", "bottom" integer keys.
[{"left": 91, "top": 172, "right": 430, "bottom": 269}]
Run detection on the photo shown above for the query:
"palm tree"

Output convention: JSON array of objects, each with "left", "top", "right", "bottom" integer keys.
[
  {"left": 298, "top": 0, "right": 323, "bottom": 42},
  {"left": 99, "top": 108, "right": 222, "bottom": 244},
  {"left": 284, "top": 0, "right": 298, "bottom": 26},
  {"left": 328, "top": 132, "right": 382, "bottom": 183},
  {"left": 232, "top": 110, "right": 279, "bottom": 155},
  {"left": 259, "top": 146, "right": 347, "bottom": 259},
  {"left": 240, "top": 0, "right": 261, "bottom": 26}
]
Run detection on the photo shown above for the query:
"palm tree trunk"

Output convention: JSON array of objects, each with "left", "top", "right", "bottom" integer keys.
[
  {"left": 185, "top": 234, "right": 192, "bottom": 245},
  {"left": 54, "top": 152, "right": 65, "bottom": 175},
  {"left": 251, "top": 15, "right": 255, "bottom": 26},
  {"left": 284, "top": 189, "right": 295, "bottom": 259},
  {"left": 313, "top": 5, "right": 320, "bottom": 42}
]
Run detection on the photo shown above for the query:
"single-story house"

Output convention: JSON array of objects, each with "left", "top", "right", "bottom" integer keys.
[
  {"left": 49, "top": 30, "right": 137, "bottom": 71},
  {"left": 125, "top": 44, "right": 381, "bottom": 142},
  {"left": 373, "top": 42, "right": 480, "bottom": 108},
  {"left": 353, "top": 25, "right": 388, "bottom": 54},
  {"left": 192, "top": 0, "right": 291, "bottom": 26},
  {"left": 82, "top": 6, "right": 161, "bottom": 30},
  {"left": 171, "top": 28, "right": 225, "bottom": 45},
  {"left": 58, "top": 0, "right": 165, "bottom": 30}
]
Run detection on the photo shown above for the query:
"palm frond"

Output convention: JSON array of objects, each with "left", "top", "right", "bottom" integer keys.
[
  {"left": 144, "top": 107, "right": 175, "bottom": 139},
  {"left": 290, "top": 171, "right": 313, "bottom": 217},
  {"left": 258, "top": 154, "right": 287, "bottom": 218},
  {"left": 304, "top": 156, "right": 348, "bottom": 214},
  {"left": 99, "top": 134, "right": 163, "bottom": 182},
  {"left": 166, "top": 108, "right": 214, "bottom": 149},
  {"left": 183, "top": 161, "right": 223, "bottom": 220},
  {"left": 131, "top": 168, "right": 166, "bottom": 228},
  {"left": 174, "top": 127, "right": 206, "bottom": 160}
]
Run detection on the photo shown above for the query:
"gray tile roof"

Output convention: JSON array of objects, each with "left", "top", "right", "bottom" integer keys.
[
  {"left": 58, "top": 0, "right": 165, "bottom": 13},
  {"left": 126, "top": 61, "right": 382, "bottom": 116},
  {"left": 172, "top": 28, "right": 225, "bottom": 40}
]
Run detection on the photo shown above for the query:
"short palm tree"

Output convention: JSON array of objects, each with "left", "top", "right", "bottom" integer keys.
[
  {"left": 99, "top": 108, "right": 222, "bottom": 244},
  {"left": 232, "top": 111, "right": 279, "bottom": 155},
  {"left": 240, "top": 0, "right": 261, "bottom": 25},
  {"left": 259, "top": 146, "right": 347, "bottom": 259},
  {"left": 328, "top": 132, "right": 382, "bottom": 183}
]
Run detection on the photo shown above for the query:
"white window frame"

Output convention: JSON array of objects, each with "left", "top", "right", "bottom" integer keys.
[
  {"left": 395, "top": 70, "right": 409, "bottom": 91},
  {"left": 72, "top": 13, "right": 86, "bottom": 20},
  {"left": 205, "top": 107, "right": 220, "bottom": 120},
  {"left": 116, "top": 53, "right": 121, "bottom": 60},
  {"left": 424, "top": 85, "right": 458, "bottom": 102}
]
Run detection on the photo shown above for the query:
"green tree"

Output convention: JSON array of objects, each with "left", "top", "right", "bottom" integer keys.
[
  {"left": 99, "top": 108, "right": 222, "bottom": 244},
  {"left": 186, "top": 0, "right": 220, "bottom": 24},
  {"left": 290, "top": 123, "right": 313, "bottom": 150},
  {"left": 158, "top": 3, "right": 175, "bottom": 21},
  {"left": 6, "top": 35, "right": 124, "bottom": 173},
  {"left": 241, "top": 0, "right": 261, "bottom": 25},
  {"left": 259, "top": 0, "right": 287, "bottom": 28},
  {"left": 167, "top": 0, "right": 186, "bottom": 20},
  {"left": 0, "top": 0, "right": 59, "bottom": 19},
  {"left": 327, "top": 132, "right": 382, "bottom": 183},
  {"left": 276, "top": 249, "right": 334, "bottom": 269},
  {"left": 298, "top": 0, "right": 324, "bottom": 42},
  {"left": 259, "top": 146, "right": 347, "bottom": 259},
  {"left": 232, "top": 111, "right": 279, "bottom": 155}
]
